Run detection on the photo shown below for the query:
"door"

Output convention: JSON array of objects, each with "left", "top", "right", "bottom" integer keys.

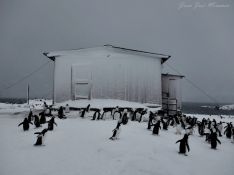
[{"left": 71, "top": 64, "right": 92, "bottom": 100}]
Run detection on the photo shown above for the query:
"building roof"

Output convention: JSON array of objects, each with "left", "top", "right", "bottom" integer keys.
[
  {"left": 162, "top": 73, "right": 185, "bottom": 78},
  {"left": 43, "top": 45, "right": 171, "bottom": 64}
]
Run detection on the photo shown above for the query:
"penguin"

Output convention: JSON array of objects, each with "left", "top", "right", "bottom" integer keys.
[
  {"left": 161, "top": 118, "right": 169, "bottom": 130},
  {"left": 18, "top": 118, "right": 33, "bottom": 131},
  {"left": 85, "top": 104, "right": 91, "bottom": 112},
  {"left": 197, "top": 121, "right": 205, "bottom": 136},
  {"left": 39, "top": 111, "right": 46, "bottom": 124},
  {"left": 43, "top": 102, "right": 48, "bottom": 110},
  {"left": 47, "top": 117, "right": 57, "bottom": 131},
  {"left": 33, "top": 115, "right": 41, "bottom": 128},
  {"left": 138, "top": 109, "right": 147, "bottom": 123},
  {"left": 186, "top": 125, "right": 195, "bottom": 135},
  {"left": 210, "top": 132, "right": 221, "bottom": 149},
  {"left": 217, "top": 121, "right": 223, "bottom": 137},
  {"left": 121, "top": 109, "right": 129, "bottom": 125},
  {"left": 91, "top": 109, "right": 101, "bottom": 120},
  {"left": 231, "top": 127, "right": 234, "bottom": 143},
  {"left": 112, "top": 107, "right": 121, "bottom": 120},
  {"left": 45, "top": 105, "right": 53, "bottom": 117},
  {"left": 27, "top": 110, "right": 33, "bottom": 122},
  {"left": 58, "top": 106, "right": 66, "bottom": 119},
  {"left": 152, "top": 121, "right": 161, "bottom": 135},
  {"left": 109, "top": 120, "right": 122, "bottom": 140},
  {"left": 224, "top": 123, "right": 232, "bottom": 139},
  {"left": 147, "top": 112, "right": 154, "bottom": 130},
  {"left": 176, "top": 134, "right": 190, "bottom": 155},
  {"left": 175, "top": 123, "right": 182, "bottom": 135},
  {"left": 112, "top": 106, "right": 121, "bottom": 120},
  {"left": 65, "top": 104, "right": 70, "bottom": 113},
  {"left": 34, "top": 128, "right": 48, "bottom": 146}
]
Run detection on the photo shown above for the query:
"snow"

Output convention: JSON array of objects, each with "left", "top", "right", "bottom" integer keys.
[
  {"left": 220, "top": 104, "right": 234, "bottom": 110},
  {"left": 0, "top": 99, "right": 52, "bottom": 114},
  {"left": 0, "top": 99, "right": 160, "bottom": 114},
  {"left": 201, "top": 104, "right": 234, "bottom": 111},
  {"left": 56, "top": 99, "right": 157, "bottom": 109},
  {"left": 0, "top": 99, "right": 234, "bottom": 175}
]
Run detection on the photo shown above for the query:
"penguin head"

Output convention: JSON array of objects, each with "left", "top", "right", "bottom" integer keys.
[{"left": 184, "top": 134, "right": 189, "bottom": 140}]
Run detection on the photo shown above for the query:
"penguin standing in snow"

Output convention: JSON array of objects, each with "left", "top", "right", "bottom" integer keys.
[
  {"left": 47, "top": 116, "right": 57, "bottom": 131},
  {"left": 231, "top": 127, "right": 234, "bottom": 143},
  {"left": 34, "top": 128, "right": 48, "bottom": 146},
  {"left": 109, "top": 122, "right": 122, "bottom": 140},
  {"left": 121, "top": 109, "right": 129, "bottom": 125},
  {"left": 65, "top": 104, "right": 70, "bottom": 113},
  {"left": 152, "top": 121, "right": 161, "bottom": 135},
  {"left": 217, "top": 121, "right": 223, "bottom": 137},
  {"left": 176, "top": 134, "right": 190, "bottom": 155},
  {"left": 109, "top": 116, "right": 123, "bottom": 140},
  {"left": 27, "top": 110, "right": 33, "bottom": 122},
  {"left": 112, "top": 106, "right": 121, "bottom": 120},
  {"left": 147, "top": 112, "right": 154, "bottom": 130},
  {"left": 39, "top": 111, "right": 46, "bottom": 124},
  {"left": 224, "top": 123, "right": 232, "bottom": 139},
  {"left": 18, "top": 118, "right": 33, "bottom": 131},
  {"left": 91, "top": 109, "right": 101, "bottom": 120},
  {"left": 33, "top": 115, "right": 41, "bottom": 128},
  {"left": 210, "top": 132, "right": 221, "bottom": 149},
  {"left": 58, "top": 106, "right": 66, "bottom": 119}
]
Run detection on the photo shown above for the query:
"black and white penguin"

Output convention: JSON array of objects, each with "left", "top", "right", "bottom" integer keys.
[
  {"left": 34, "top": 115, "right": 41, "bottom": 128},
  {"left": 18, "top": 118, "right": 33, "bottom": 131},
  {"left": 27, "top": 110, "right": 33, "bottom": 122},
  {"left": 112, "top": 106, "right": 121, "bottom": 120},
  {"left": 152, "top": 121, "right": 161, "bottom": 135},
  {"left": 147, "top": 112, "right": 154, "bottom": 130},
  {"left": 224, "top": 123, "right": 232, "bottom": 139},
  {"left": 65, "top": 104, "right": 70, "bottom": 113},
  {"left": 210, "top": 132, "right": 221, "bottom": 149},
  {"left": 109, "top": 122, "right": 122, "bottom": 140},
  {"left": 58, "top": 106, "right": 66, "bottom": 119},
  {"left": 138, "top": 109, "right": 147, "bottom": 123},
  {"left": 109, "top": 116, "right": 123, "bottom": 140},
  {"left": 232, "top": 127, "right": 234, "bottom": 143},
  {"left": 91, "top": 109, "right": 101, "bottom": 120},
  {"left": 47, "top": 117, "right": 57, "bottom": 131},
  {"left": 161, "top": 118, "right": 169, "bottom": 130},
  {"left": 121, "top": 109, "right": 129, "bottom": 125},
  {"left": 176, "top": 134, "right": 190, "bottom": 155},
  {"left": 39, "top": 111, "right": 46, "bottom": 124},
  {"left": 34, "top": 128, "right": 48, "bottom": 146}
]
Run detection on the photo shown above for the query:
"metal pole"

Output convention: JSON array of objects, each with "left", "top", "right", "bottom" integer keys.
[
  {"left": 52, "top": 60, "right": 55, "bottom": 105},
  {"left": 27, "top": 84, "right": 29, "bottom": 105}
]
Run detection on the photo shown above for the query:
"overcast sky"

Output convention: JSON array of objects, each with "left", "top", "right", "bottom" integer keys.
[{"left": 0, "top": 0, "right": 233, "bottom": 103}]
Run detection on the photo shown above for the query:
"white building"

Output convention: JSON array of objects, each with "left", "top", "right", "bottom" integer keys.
[{"left": 44, "top": 45, "right": 183, "bottom": 110}]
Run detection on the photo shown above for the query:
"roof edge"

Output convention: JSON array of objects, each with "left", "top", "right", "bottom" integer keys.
[
  {"left": 43, "top": 45, "right": 171, "bottom": 63},
  {"left": 162, "top": 73, "right": 185, "bottom": 78},
  {"left": 43, "top": 52, "right": 55, "bottom": 61},
  {"left": 104, "top": 44, "right": 171, "bottom": 64}
]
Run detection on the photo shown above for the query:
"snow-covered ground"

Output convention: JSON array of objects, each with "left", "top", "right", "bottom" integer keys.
[
  {"left": 0, "top": 110, "right": 234, "bottom": 175},
  {"left": 220, "top": 104, "right": 234, "bottom": 110},
  {"left": 0, "top": 99, "right": 234, "bottom": 175},
  {"left": 0, "top": 99, "right": 52, "bottom": 114},
  {"left": 0, "top": 99, "right": 159, "bottom": 115},
  {"left": 201, "top": 104, "right": 234, "bottom": 111}
]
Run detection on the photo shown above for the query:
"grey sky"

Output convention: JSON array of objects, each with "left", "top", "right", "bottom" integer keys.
[{"left": 0, "top": 0, "right": 233, "bottom": 103}]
